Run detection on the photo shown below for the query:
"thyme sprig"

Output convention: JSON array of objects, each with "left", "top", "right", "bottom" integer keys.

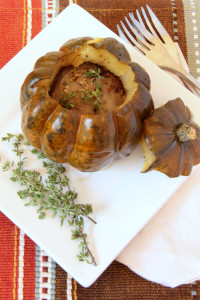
[{"left": 1, "top": 133, "right": 97, "bottom": 266}]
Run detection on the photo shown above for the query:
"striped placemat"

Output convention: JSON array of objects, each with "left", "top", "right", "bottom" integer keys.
[{"left": 0, "top": 0, "right": 200, "bottom": 298}]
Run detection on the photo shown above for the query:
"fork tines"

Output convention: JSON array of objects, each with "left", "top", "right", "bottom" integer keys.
[{"left": 117, "top": 5, "right": 176, "bottom": 56}]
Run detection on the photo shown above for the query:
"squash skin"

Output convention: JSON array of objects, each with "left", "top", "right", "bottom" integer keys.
[
  {"left": 128, "top": 62, "right": 151, "bottom": 91},
  {"left": 20, "top": 37, "right": 154, "bottom": 172},
  {"left": 141, "top": 98, "right": 200, "bottom": 177},
  {"left": 21, "top": 89, "right": 59, "bottom": 149},
  {"left": 41, "top": 107, "right": 81, "bottom": 163}
]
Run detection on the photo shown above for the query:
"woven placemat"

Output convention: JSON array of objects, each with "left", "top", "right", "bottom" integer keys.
[{"left": 0, "top": 0, "right": 199, "bottom": 299}]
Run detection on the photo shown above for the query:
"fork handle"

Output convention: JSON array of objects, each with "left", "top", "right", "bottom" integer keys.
[
  {"left": 159, "top": 64, "right": 200, "bottom": 93},
  {"left": 160, "top": 66, "right": 200, "bottom": 96}
]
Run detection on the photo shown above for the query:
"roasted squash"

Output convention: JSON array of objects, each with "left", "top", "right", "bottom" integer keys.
[
  {"left": 20, "top": 37, "right": 153, "bottom": 172},
  {"left": 141, "top": 98, "right": 200, "bottom": 177}
]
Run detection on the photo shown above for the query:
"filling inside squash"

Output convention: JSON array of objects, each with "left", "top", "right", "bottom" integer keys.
[
  {"left": 47, "top": 43, "right": 138, "bottom": 113},
  {"left": 50, "top": 62, "right": 125, "bottom": 114}
]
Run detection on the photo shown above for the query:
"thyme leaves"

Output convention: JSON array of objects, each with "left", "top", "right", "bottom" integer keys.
[
  {"left": 1, "top": 133, "right": 97, "bottom": 266},
  {"left": 59, "top": 91, "right": 76, "bottom": 109},
  {"left": 84, "top": 68, "right": 102, "bottom": 79},
  {"left": 82, "top": 68, "right": 103, "bottom": 112}
]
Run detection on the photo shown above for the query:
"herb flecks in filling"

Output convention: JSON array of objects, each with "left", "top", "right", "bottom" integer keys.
[
  {"left": 59, "top": 91, "right": 76, "bottom": 109},
  {"left": 81, "top": 68, "right": 103, "bottom": 112},
  {"left": 50, "top": 62, "right": 125, "bottom": 114},
  {"left": 84, "top": 68, "right": 102, "bottom": 80}
]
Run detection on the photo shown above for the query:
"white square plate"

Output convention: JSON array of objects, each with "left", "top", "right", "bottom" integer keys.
[{"left": 1, "top": 4, "right": 200, "bottom": 287}]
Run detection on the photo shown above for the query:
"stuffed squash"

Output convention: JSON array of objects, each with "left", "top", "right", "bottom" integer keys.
[{"left": 20, "top": 37, "right": 153, "bottom": 172}]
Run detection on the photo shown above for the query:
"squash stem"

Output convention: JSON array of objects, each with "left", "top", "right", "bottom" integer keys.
[{"left": 176, "top": 123, "right": 196, "bottom": 142}]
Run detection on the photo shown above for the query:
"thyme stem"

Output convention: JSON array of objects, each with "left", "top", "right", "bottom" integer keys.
[
  {"left": 1, "top": 133, "right": 97, "bottom": 265},
  {"left": 79, "top": 227, "right": 97, "bottom": 266}
]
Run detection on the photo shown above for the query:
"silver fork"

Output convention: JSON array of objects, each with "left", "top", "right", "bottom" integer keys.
[
  {"left": 132, "top": 6, "right": 181, "bottom": 65},
  {"left": 117, "top": 5, "right": 200, "bottom": 95}
]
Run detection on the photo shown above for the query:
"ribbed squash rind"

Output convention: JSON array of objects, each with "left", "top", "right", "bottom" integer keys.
[
  {"left": 141, "top": 98, "right": 200, "bottom": 177},
  {"left": 20, "top": 37, "right": 154, "bottom": 172}
]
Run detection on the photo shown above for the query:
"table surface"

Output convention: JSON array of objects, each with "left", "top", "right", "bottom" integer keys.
[{"left": 0, "top": 0, "right": 200, "bottom": 299}]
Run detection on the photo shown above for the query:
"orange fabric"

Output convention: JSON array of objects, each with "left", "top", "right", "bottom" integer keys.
[
  {"left": 0, "top": 0, "right": 24, "bottom": 68},
  {"left": 0, "top": 0, "right": 42, "bottom": 298},
  {"left": 0, "top": 213, "right": 18, "bottom": 299},
  {"left": 0, "top": 0, "right": 42, "bottom": 69},
  {"left": 23, "top": 236, "right": 36, "bottom": 300},
  {"left": 32, "top": 0, "right": 43, "bottom": 39}
]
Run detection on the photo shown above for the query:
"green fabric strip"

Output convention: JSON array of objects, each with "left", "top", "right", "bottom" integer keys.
[{"left": 182, "top": 0, "right": 200, "bottom": 78}]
